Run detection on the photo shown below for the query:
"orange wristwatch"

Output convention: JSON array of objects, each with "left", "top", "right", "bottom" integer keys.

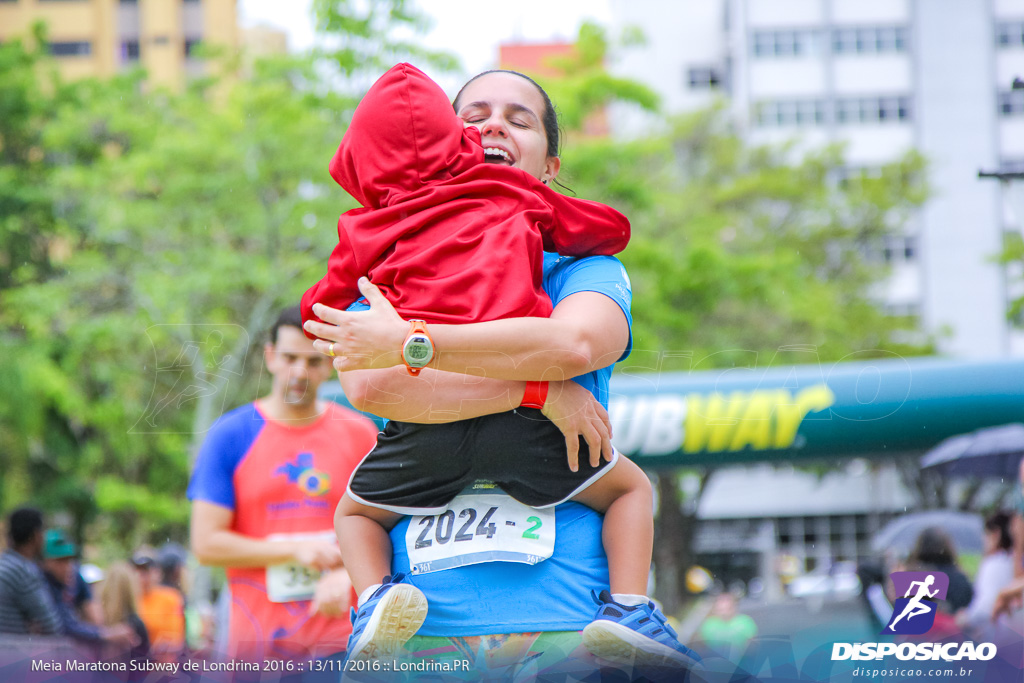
[{"left": 401, "top": 320, "right": 434, "bottom": 376}]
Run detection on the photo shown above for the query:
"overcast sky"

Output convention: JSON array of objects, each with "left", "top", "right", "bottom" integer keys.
[{"left": 238, "top": 0, "right": 613, "bottom": 88}]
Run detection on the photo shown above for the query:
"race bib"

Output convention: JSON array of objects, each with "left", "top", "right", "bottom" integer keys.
[
  {"left": 405, "top": 489, "right": 555, "bottom": 575},
  {"left": 265, "top": 531, "right": 335, "bottom": 603}
]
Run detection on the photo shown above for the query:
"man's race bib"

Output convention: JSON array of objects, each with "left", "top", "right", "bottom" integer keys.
[
  {"left": 265, "top": 531, "right": 335, "bottom": 603},
  {"left": 405, "top": 489, "right": 555, "bottom": 574}
]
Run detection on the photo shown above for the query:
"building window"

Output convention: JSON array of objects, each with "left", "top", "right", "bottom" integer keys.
[
  {"left": 184, "top": 39, "right": 201, "bottom": 57},
  {"left": 996, "top": 21, "right": 1024, "bottom": 48},
  {"left": 861, "top": 234, "right": 918, "bottom": 264},
  {"left": 832, "top": 25, "right": 908, "bottom": 54},
  {"left": 895, "top": 27, "right": 908, "bottom": 51},
  {"left": 48, "top": 41, "right": 91, "bottom": 57},
  {"left": 751, "top": 29, "right": 821, "bottom": 58},
  {"left": 759, "top": 96, "right": 911, "bottom": 128},
  {"left": 998, "top": 158, "right": 1024, "bottom": 173},
  {"left": 834, "top": 96, "right": 912, "bottom": 124},
  {"left": 755, "top": 99, "right": 827, "bottom": 127},
  {"left": 999, "top": 90, "right": 1024, "bottom": 116},
  {"left": 884, "top": 235, "right": 917, "bottom": 263},
  {"left": 834, "top": 166, "right": 881, "bottom": 186},
  {"left": 687, "top": 66, "right": 721, "bottom": 89},
  {"left": 120, "top": 40, "right": 139, "bottom": 62},
  {"left": 884, "top": 301, "right": 921, "bottom": 317}
]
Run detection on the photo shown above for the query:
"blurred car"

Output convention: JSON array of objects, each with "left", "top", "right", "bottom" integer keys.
[{"left": 788, "top": 561, "right": 862, "bottom": 605}]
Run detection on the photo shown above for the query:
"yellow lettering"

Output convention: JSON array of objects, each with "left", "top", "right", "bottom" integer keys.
[
  {"left": 685, "top": 393, "right": 745, "bottom": 453},
  {"left": 683, "top": 394, "right": 710, "bottom": 453},
  {"left": 707, "top": 392, "right": 748, "bottom": 452},
  {"left": 687, "top": 385, "right": 836, "bottom": 453},
  {"left": 772, "top": 384, "right": 836, "bottom": 448},
  {"left": 730, "top": 391, "right": 776, "bottom": 451}
]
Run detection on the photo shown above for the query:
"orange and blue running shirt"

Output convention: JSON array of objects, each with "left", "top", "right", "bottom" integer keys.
[{"left": 187, "top": 402, "right": 378, "bottom": 661}]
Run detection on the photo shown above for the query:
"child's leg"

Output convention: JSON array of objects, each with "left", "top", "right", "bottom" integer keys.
[
  {"left": 335, "top": 492, "right": 403, "bottom": 596},
  {"left": 336, "top": 493, "right": 429, "bottom": 660},
  {"left": 575, "top": 458, "right": 702, "bottom": 668},
  {"left": 571, "top": 456, "right": 653, "bottom": 596}
]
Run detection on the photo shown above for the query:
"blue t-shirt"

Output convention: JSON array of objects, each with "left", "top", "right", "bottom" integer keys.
[
  {"left": 380, "top": 253, "right": 633, "bottom": 635},
  {"left": 540, "top": 252, "right": 633, "bottom": 407}
]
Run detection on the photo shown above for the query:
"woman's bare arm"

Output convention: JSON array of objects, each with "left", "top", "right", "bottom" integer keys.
[{"left": 304, "top": 277, "right": 629, "bottom": 380}]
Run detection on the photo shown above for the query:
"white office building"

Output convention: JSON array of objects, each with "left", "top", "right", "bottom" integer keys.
[{"left": 609, "top": 0, "right": 1024, "bottom": 359}]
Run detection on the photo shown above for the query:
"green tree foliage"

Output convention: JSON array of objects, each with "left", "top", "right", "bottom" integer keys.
[
  {"left": 565, "top": 110, "right": 930, "bottom": 370},
  {"left": 0, "top": 7, "right": 456, "bottom": 550},
  {"left": 0, "top": 27, "right": 90, "bottom": 523},
  {"left": 2, "top": 57, "right": 351, "bottom": 546},
  {"left": 1000, "top": 228, "right": 1024, "bottom": 325},
  {"left": 311, "top": 0, "right": 458, "bottom": 80}
]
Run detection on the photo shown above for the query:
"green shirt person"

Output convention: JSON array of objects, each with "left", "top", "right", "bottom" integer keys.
[{"left": 699, "top": 593, "right": 758, "bottom": 661}]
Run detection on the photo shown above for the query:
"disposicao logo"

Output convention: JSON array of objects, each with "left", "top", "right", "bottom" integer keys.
[
  {"left": 885, "top": 570, "right": 947, "bottom": 635},
  {"left": 832, "top": 571, "right": 997, "bottom": 663},
  {"left": 274, "top": 452, "right": 332, "bottom": 497}
]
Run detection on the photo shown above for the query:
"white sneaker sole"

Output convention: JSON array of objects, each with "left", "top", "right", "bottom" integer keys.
[
  {"left": 348, "top": 584, "right": 428, "bottom": 660},
  {"left": 583, "top": 620, "right": 702, "bottom": 670}
]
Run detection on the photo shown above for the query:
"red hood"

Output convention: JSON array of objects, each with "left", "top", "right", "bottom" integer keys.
[{"left": 329, "top": 63, "right": 484, "bottom": 209}]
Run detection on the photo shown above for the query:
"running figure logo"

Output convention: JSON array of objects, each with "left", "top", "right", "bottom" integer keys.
[{"left": 884, "top": 571, "right": 949, "bottom": 635}]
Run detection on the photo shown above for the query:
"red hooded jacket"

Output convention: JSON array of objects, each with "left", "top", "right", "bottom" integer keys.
[{"left": 301, "top": 63, "right": 630, "bottom": 331}]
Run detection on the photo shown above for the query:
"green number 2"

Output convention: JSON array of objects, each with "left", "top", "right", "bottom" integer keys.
[{"left": 522, "top": 516, "right": 542, "bottom": 540}]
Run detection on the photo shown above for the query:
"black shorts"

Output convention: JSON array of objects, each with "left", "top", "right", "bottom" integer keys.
[{"left": 347, "top": 408, "right": 617, "bottom": 514}]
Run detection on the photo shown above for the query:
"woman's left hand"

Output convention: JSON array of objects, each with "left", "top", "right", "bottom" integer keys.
[{"left": 303, "top": 277, "right": 408, "bottom": 371}]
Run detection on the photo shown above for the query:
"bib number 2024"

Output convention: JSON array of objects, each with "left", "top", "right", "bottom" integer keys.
[
  {"left": 404, "top": 494, "right": 555, "bottom": 574},
  {"left": 415, "top": 506, "right": 543, "bottom": 548}
]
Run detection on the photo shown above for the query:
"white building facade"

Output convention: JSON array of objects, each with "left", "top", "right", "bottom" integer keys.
[{"left": 609, "top": 0, "right": 1024, "bottom": 359}]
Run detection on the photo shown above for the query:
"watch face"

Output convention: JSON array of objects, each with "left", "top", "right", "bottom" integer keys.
[{"left": 403, "top": 335, "right": 433, "bottom": 367}]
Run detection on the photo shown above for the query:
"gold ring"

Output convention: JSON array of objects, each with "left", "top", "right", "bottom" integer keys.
[{"left": 327, "top": 343, "right": 336, "bottom": 357}]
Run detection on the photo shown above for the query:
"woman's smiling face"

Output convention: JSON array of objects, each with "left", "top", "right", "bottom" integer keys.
[{"left": 456, "top": 72, "right": 560, "bottom": 183}]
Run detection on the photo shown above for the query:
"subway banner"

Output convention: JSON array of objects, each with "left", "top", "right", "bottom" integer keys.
[
  {"left": 606, "top": 355, "right": 1023, "bottom": 466},
  {"left": 322, "top": 356, "right": 1024, "bottom": 467}
]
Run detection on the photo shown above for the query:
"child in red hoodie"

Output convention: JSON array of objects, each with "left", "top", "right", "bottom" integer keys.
[{"left": 302, "top": 64, "right": 698, "bottom": 670}]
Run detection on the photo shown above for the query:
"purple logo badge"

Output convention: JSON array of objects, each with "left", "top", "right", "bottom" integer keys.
[{"left": 883, "top": 571, "right": 949, "bottom": 635}]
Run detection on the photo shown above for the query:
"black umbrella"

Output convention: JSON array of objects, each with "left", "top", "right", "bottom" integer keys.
[
  {"left": 870, "top": 510, "right": 983, "bottom": 555},
  {"left": 919, "top": 423, "right": 1024, "bottom": 479}
]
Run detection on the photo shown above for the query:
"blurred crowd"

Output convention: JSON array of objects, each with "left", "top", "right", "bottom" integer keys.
[
  {"left": 857, "top": 503, "right": 1024, "bottom": 644},
  {"left": 686, "top": 461, "right": 1024, "bottom": 668},
  {"left": 0, "top": 507, "right": 212, "bottom": 676}
]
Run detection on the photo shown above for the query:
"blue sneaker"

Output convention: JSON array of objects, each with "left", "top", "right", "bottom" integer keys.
[
  {"left": 582, "top": 591, "right": 703, "bottom": 670},
  {"left": 346, "top": 573, "right": 428, "bottom": 661}
]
